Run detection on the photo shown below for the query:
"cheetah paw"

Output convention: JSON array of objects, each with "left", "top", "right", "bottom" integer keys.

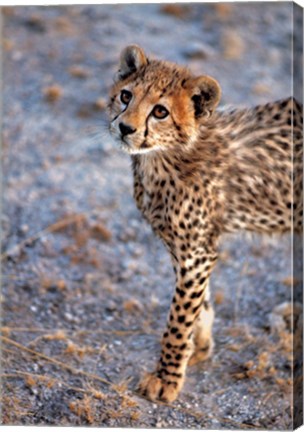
[{"left": 138, "top": 372, "right": 184, "bottom": 403}]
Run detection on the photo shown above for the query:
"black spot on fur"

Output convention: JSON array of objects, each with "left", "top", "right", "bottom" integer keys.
[
  {"left": 181, "top": 268, "right": 187, "bottom": 277},
  {"left": 184, "top": 301, "right": 192, "bottom": 310},
  {"left": 184, "top": 280, "right": 194, "bottom": 289}
]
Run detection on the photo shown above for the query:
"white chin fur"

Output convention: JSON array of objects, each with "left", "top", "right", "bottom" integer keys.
[{"left": 119, "top": 143, "right": 164, "bottom": 155}]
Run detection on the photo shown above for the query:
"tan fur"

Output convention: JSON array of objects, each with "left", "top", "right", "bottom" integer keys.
[{"left": 108, "top": 45, "right": 303, "bottom": 402}]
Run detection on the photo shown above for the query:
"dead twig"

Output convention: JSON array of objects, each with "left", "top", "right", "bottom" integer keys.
[
  {"left": 1, "top": 326, "right": 158, "bottom": 336},
  {"left": 0, "top": 335, "right": 112, "bottom": 388}
]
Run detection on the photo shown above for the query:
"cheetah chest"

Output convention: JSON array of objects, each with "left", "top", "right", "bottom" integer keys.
[
  {"left": 140, "top": 175, "right": 182, "bottom": 237},
  {"left": 141, "top": 175, "right": 204, "bottom": 250}
]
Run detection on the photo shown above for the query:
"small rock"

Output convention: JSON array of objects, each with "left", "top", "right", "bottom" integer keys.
[
  {"left": 94, "top": 97, "right": 107, "bottom": 111},
  {"left": 282, "top": 276, "right": 299, "bottom": 286},
  {"left": 12, "top": 51, "right": 23, "bottom": 62},
  {"left": 64, "top": 312, "right": 79, "bottom": 323},
  {"left": 2, "top": 39, "right": 13, "bottom": 51},
  {"left": 106, "top": 301, "right": 117, "bottom": 312},
  {"left": 90, "top": 223, "right": 112, "bottom": 242},
  {"left": 182, "top": 42, "right": 214, "bottom": 60},
  {"left": 43, "top": 84, "right": 63, "bottom": 103},
  {"left": 252, "top": 83, "right": 272, "bottom": 95},
  {"left": 68, "top": 65, "right": 91, "bottom": 79},
  {"left": 214, "top": 291, "right": 224, "bottom": 305},
  {"left": 123, "top": 299, "right": 143, "bottom": 314},
  {"left": 132, "top": 246, "right": 143, "bottom": 257},
  {"left": 160, "top": 4, "right": 190, "bottom": 19},
  {"left": 54, "top": 16, "right": 75, "bottom": 35},
  {"left": 214, "top": 3, "right": 234, "bottom": 20},
  {"left": 23, "top": 15, "right": 46, "bottom": 33},
  {"left": 222, "top": 29, "right": 245, "bottom": 60}
]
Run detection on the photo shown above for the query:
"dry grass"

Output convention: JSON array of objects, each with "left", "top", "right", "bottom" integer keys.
[
  {"left": 38, "top": 278, "right": 67, "bottom": 294},
  {"left": 281, "top": 276, "right": 300, "bottom": 287},
  {"left": 54, "top": 16, "right": 76, "bottom": 35},
  {"left": 1, "top": 329, "right": 277, "bottom": 429},
  {"left": 1, "top": 392, "right": 34, "bottom": 423},
  {"left": 159, "top": 4, "right": 190, "bottom": 19},
  {"left": 111, "top": 378, "right": 131, "bottom": 394},
  {"left": 93, "top": 97, "right": 107, "bottom": 111},
  {"left": 1, "top": 6, "right": 16, "bottom": 16},
  {"left": 27, "top": 330, "right": 67, "bottom": 349},
  {"left": 2, "top": 38, "right": 13, "bottom": 51},
  {"left": 214, "top": 291, "right": 225, "bottom": 305},
  {"left": 1, "top": 333, "right": 143, "bottom": 425},
  {"left": 68, "top": 65, "right": 91, "bottom": 79},
  {"left": 69, "top": 395, "right": 95, "bottom": 424},
  {"left": 1, "top": 213, "right": 88, "bottom": 261},
  {"left": 214, "top": 3, "right": 234, "bottom": 20},
  {"left": 1, "top": 212, "right": 112, "bottom": 282},
  {"left": 252, "top": 83, "right": 272, "bottom": 95},
  {"left": 222, "top": 29, "right": 245, "bottom": 60},
  {"left": 90, "top": 223, "right": 112, "bottom": 241},
  {"left": 123, "top": 299, "right": 143, "bottom": 314},
  {"left": 64, "top": 340, "right": 97, "bottom": 358}
]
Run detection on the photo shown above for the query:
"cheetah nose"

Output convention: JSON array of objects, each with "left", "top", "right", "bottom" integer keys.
[{"left": 119, "top": 122, "right": 137, "bottom": 137}]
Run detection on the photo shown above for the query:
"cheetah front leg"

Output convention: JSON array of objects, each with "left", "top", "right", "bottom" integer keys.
[{"left": 139, "top": 252, "right": 217, "bottom": 402}]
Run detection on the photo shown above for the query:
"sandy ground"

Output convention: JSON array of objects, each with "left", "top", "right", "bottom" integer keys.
[{"left": 1, "top": 3, "right": 302, "bottom": 429}]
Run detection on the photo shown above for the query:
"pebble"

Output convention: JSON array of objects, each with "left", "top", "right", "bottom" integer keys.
[
  {"left": 64, "top": 312, "right": 80, "bottom": 323},
  {"left": 20, "top": 224, "right": 29, "bottom": 234},
  {"left": 11, "top": 51, "right": 23, "bottom": 61},
  {"left": 182, "top": 42, "right": 215, "bottom": 59},
  {"left": 119, "top": 227, "right": 137, "bottom": 242}
]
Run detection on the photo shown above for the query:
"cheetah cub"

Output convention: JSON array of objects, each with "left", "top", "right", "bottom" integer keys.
[{"left": 108, "top": 45, "right": 303, "bottom": 403}]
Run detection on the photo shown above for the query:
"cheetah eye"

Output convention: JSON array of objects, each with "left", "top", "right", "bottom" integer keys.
[
  {"left": 120, "top": 89, "right": 132, "bottom": 105},
  {"left": 152, "top": 104, "right": 169, "bottom": 119}
]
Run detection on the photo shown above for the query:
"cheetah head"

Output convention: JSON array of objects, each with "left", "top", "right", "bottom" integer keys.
[{"left": 108, "top": 45, "right": 221, "bottom": 155}]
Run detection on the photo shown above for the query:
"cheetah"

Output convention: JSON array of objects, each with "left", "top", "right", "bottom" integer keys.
[{"left": 108, "top": 45, "right": 303, "bottom": 403}]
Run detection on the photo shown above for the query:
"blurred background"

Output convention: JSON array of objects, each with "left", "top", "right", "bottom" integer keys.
[{"left": 1, "top": 3, "right": 301, "bottom": 428}]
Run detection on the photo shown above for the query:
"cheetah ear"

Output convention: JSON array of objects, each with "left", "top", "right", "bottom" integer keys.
[
  {"left": 190, "top": 76, "right": 221, "bottom": 117},
  {"left": 117, "top": 45, "right": 148, "bottom": 81}
]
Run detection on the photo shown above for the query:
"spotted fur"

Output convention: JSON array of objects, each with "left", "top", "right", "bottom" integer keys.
[{"left": 108, "top": 45, "right": 303, "bottom": 403}]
